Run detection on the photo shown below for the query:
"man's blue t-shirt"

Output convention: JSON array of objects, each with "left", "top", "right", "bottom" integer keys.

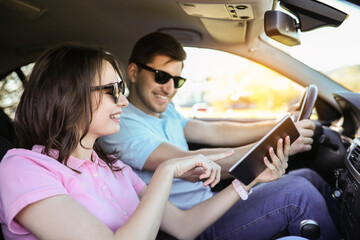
[{"left": 99, "top": 102, "right": 214, "bottom": 210}]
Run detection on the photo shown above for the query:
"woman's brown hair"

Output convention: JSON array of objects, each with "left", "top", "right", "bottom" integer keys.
[{"left": 15, "top": 43, "right": 124, "bottom": 171}]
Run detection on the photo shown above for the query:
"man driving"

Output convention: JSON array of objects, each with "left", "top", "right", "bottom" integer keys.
[{"left": 99, "top": 32, "right": 339, "bottom": 239}]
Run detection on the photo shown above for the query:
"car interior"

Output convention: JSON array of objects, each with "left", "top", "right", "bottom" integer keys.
[{"left": 1, "top": 0, "right": 360, "bottom": 239}]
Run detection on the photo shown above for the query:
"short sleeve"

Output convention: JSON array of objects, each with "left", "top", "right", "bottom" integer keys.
[{"left": 0, "top": 150, "right": 68, "bottom": 234}]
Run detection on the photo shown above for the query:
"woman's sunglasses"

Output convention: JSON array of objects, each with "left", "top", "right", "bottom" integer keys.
[
  {"left": 91, "top": 81, "right": 125, "bottom": 103},
  {"left": 136, "top": 62, "right": 186, "bottom": 88}
]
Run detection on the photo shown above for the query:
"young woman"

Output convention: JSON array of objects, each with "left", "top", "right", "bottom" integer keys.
[{"left": 0, "top": 43, "right": 290, "bottom": 240}]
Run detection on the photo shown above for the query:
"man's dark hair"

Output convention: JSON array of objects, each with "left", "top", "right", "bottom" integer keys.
[{"left": 128, "top": 32, "right": 186, "bottom": 65}]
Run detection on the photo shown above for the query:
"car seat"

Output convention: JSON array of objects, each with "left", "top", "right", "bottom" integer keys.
[
  {"left": 0, "top": 136, "right": 12, "bottom": 240},
  {"left": 0, "top": 108, "right": 15, "bottom": 145},
  {"left": 0, "top": 107, "right": 15, "bottom": 240}
]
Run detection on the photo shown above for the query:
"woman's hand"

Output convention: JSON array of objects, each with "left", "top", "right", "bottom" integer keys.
[
  {"left": 163, "top": 150, "right": 234, "bottom": 188},
  {"left": 254, "top": 136, "right": 290, "bottom": 183}
]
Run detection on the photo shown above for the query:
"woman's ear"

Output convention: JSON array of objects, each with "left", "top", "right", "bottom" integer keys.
[{"left": 127, "top": 63, "right": 138, "bottom": 84}]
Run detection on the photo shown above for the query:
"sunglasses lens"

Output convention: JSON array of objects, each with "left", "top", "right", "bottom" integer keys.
[
  {"left": 112, "top": 81, "right": 126, "bottom": 103},
  {"left": 175, "top": 78, "right": 186, "bottom": 88},
  {"left": 155, "top": 71, "right": 171, "bottom": 84},
  {"left": 92, "top": 81, "right": 125, "bottom": 103},
  {"left": 113, "top": 83, "right": 119, "bottom": 103},
  {"left": 118, "top": 81, "right": 125, "bottom": 95}
]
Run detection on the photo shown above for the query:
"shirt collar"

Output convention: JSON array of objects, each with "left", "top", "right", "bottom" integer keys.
[{"left": 31, "top": 145, "right": 106, "bottom": 170}]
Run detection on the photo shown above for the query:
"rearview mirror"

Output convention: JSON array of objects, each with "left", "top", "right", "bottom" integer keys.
[
  {"left": 264, "top": 0, "right": 348, "bottom": 47},
  {"left": 264, "top": 11, "right": 300, "bottom": 46}
]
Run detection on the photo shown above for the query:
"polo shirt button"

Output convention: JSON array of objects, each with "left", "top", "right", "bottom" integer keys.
[
  {"left": 102, "top": 186, "right": 107, "bottom": 191},
  {"left": 93, "top": 173, "right": 99, "bottom": 178},
  {"left": 123, "top": 211, "right": 127, "bottom": 216}
]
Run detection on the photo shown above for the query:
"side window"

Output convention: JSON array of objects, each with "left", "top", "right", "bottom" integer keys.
[
  {"left": 173, "top": 47, "right": 305, "bottom": 119},
  {"left": 0, "top": 63, "right": 33, "bottom": 120}
]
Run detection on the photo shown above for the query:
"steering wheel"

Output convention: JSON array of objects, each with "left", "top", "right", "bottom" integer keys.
[
  {"left": 287, "top": 84, "right": 319, "bottom": 173},
  {"left": 298, "top": 84, "right": 318, "bottom": 121}
]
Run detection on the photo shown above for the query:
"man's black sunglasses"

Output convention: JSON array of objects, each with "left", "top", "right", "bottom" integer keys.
[
  {"left": 136, "top": 63, "right": 186, "bottom": 88},
  {"left": 91, "top": 81, "right": 125, "bottom": 103}
]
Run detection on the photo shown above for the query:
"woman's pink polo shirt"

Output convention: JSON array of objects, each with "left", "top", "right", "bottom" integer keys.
[{"left": 0, "top": 145, "right": 146, "bottom": 239}]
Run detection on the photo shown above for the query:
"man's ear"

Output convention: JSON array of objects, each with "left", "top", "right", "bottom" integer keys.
[{"left": 127, "top": 63, "right": 138, "bottom": 83}]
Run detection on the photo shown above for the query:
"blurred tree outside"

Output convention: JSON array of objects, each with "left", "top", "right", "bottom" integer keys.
[
  {"left": 0, "top": 73, "right": 23, "bottom": 120},
  {"left": 328, "top": 65, "right": 360, "bottom": 93},
  {"left": 0, "top": 63, "right": 33, "bottom": 120}
]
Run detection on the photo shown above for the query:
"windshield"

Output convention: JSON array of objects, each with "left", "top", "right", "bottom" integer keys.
[{"left": 268, "top": 0, "right": 360, "bottom": 92}]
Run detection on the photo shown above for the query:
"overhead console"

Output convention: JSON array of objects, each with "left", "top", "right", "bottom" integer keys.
[
  {"left": 178, "top": 3, "right": 254, "bottom": 20},
  {"left": 176, "top": 1, "right": 271, "bottom": 44}
]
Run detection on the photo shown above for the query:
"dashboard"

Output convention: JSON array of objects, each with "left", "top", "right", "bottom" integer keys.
[
  {"left": 333, "top": 92, "right": 360, "bottom": 139},
  {"left": 331, "top": 92, "right": 360, "bottom": 239}
]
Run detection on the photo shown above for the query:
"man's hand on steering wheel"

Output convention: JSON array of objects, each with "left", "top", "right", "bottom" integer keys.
[
  {"left": 290, "top": 119, "right": 315, "bottom": 155},
  {"left": 288, "top": 84, "right": 318, "bottom": 156}
]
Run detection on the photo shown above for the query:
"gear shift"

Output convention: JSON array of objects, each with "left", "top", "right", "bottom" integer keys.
[{"left": 300, "top": 219, "right": 320, "bottom": 240}]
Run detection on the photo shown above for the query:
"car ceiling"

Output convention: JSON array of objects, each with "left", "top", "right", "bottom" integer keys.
[{"left": 0, "top": 0, "right": 274, "bottom": 77}]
